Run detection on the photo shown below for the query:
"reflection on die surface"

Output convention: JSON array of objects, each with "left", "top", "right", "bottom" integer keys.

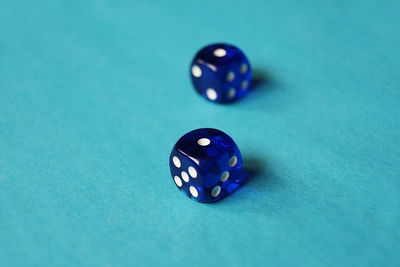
[
  {"left": 169, "top": 128, "right": 244, "bottom": 203},
  {"left": 190, "top": 43, "right": 252, "bottom": 104}
]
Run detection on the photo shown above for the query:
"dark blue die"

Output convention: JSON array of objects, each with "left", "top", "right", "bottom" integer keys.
[
  {"left": 169, "top": 128, "right": 244, "bottom": 203},
  {"left": 190, "top": 43, "right": 252, "bottom": 103}
]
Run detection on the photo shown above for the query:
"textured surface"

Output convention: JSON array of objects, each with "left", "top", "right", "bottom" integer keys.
[{"left": 1, "top": 0, "right": 400, "bottom": 266}]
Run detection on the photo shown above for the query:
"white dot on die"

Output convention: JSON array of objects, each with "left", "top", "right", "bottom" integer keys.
[
  {"left": 227, "top": 88, "right": 236, "bottom": 99},
  {"left": 181, "top": 171, "right": 189, "bottom": 182},
  {"left": 190, "top": 186, "right": 199, "bottom": 197},
  {"left": 229, "top": 156, "right": 238, "bottom": 167},
  {"left": 221, "top": 171, "right": 229, "bottom": 182},
  {"left": 213, "top": 48, "right": 227, "bottom": 57},
  {"left": 197, "top": 138, "right": 211, "bottom": 146},
  {"left": 211, "top": 186, "right": 221, "bottom": 197},
  {"left": 174, "top": 176, "right": 182, "bottom": 187},
  {"left": 172, "top": 156, "right": 181, "bottom": 168},
  {"left": 241, "top": 80, "right": 249, "bottom": 89},
  {"left": 188, "top": 166, "right": 197, "bottom": 178},
  {"left": 206, "top": 88, "right": 217, "bottom": 101},
  {"left": 226, "top": 71, "right": 235, "bottom": 82},
  {"left": 191, "top": 65, "right": 202, "bottom": 77},
  {"left": 240, "top": 64, "right": 248, "bottom": 74}
]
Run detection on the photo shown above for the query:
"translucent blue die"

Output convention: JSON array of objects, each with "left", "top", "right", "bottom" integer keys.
[
  {"left": 190, "top": 43, "right": 252, "bottom": 103},
  {"left": 169, "top": 128, "right": 244, "bottom": 203}
]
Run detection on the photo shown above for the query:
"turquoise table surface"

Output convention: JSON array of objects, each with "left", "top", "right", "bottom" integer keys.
[{"left": 1, "top": 0, "right": 400, "bottom": 266}]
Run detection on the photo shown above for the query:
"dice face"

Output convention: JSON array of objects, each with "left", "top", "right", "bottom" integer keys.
[
  {"left": 190, "top": 43, "right": 252, "bottom": 103},
  {"left": 169, "top": 128, "right": 244, "bottom": 203}
]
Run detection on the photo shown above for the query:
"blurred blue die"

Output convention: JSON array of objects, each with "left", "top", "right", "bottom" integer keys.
[{"left": 190, "top": 43, "right": 252, "bottom": 103}]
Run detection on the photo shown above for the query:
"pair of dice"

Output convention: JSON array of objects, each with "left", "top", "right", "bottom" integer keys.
[{"left": 169, "top": 44, "right": 251, "bottom": 203}]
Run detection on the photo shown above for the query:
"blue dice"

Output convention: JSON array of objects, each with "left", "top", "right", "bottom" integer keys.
[
  {"left": 190, "top": 43, "right": 252, "bottom": 103},
  {"left": 169, "top": 128, "right": 244, "bottom": 203}
]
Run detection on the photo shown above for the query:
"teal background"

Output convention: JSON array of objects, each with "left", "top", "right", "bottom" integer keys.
[{"left": 1, "top": 0, "right": 400, "bottom": 266}]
